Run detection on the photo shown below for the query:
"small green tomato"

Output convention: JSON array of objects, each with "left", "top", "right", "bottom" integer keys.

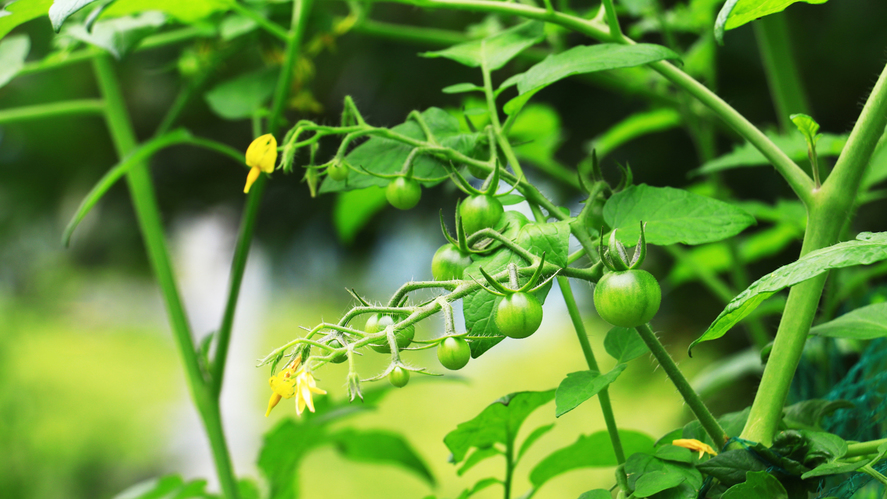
[
  {"left": 459, "top": 194, "right": 504, "bottom": 235},
  {"left": 494, "top": 292, "right": 543, "bottom": 339},
  {"left": 437, "top": 337, "right": 471, "bottom": 370},
  {"left": 386, "top": 177, "right": 421, "bottom": 210},
  {"left": 388, "top": 366, "right": 410, "bottom": 387},
  {"left": 431, "top": 244, "right": 472, "bottom": 281},
  {"left": 593, "top": 269, "right": 661, "bottom": 328},
  {"left": 366, "top": 314, "right": 415, "bottom": 353}
]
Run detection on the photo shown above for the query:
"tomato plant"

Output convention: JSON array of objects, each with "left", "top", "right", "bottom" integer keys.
[
  {"left": 593, "top": 269, "right": 661, "bottom": 328},
  {"left": 459, "top": 194, "right": 504, "bottom": 236},
  {"left": 437, "top": 337, "right": 471, "bottom": 370},
  {"left": 495, "top": 292, "right": 544, "bottom": 339}
]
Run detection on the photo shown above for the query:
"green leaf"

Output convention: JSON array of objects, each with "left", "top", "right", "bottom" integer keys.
[
  {"left": 802, "top": 431, "right": 847, "bottom": 461},
  {"left": 689, "top": 232, "right": 887, "bottom": 353},
  {"left": 320, "top": 107, "right": 482, "bottom": 194},
  {"left": 0, "top": 34, "right": 29, "bottom": 90},
  {"left": 457, "top": 478, "right": 501, "bottom": 499},
  {"left": 604, "top": 326, "right": 649, "bottom": 363},
  {"left": 49, "top": 0, "right": 99, "bottom": 32},
  {"left": 113, "top": 475, "right": 218, "bottom": 499},
  {"left": 530, "top": 430, "right": 655, "bottom": 487},
  {"left": 790, "top": 113, "right": 821, "bottom": 149},
  {"left": 330, "top": 429, "right": 435, "bottom": 485},
  {"left": 509, "top": 103, "right": 563, "bottom": 165},
  {"left": 461, "top": 217, "right": 570, "bottom": 357},
  {"left": 333, "top": 187, "right": 389, "bottom": 246},
  {"left": 258, "top": 419, "right": 328, "bottom": 499},
  {"left": 101, "top": 0, "right": 228, "bottom": 23},
  {"left": 517, "top": 423, "right": 555, "bottom": 461},
  {"left": 800, "top": 442, "right": 887, "bottom": 480},
  {"left": 219, "top": 13, "right": 259, "bottom": 41},
  {"left": 691, "top": 133, "right": 847, "bottom": 176},
  {"left": 577, "top": 491, "right": 611, "bottom": 499},
  {"left": 721, "top": 471, "right": 787, "bottom": 499},
  {"left": 697, "top": 449, "right": 768, "bottom": 486},
  {"left": 603, "top": 184, "right": 756, "bottom": 246},
  {"left": 590, "top": 108, "right": 682, "bottom": 159},
  {"left": 715, "top": 0, "right": 828, "bottom": 44},
  {"left": 654, "top": 445, "right": 694, "bottom": 464},
  {"left": 634, "top": 470, "right": 685, "bottom": 497},
  {"left": 444, "top": 390, "right": 555, "bottom": 464},
  {"left": 782, "top": 399, "right": 854, "bottom": 431},
  {"left": 0, "top": 0, "right": 53, "bottom": 41},
  {"left": 442, "top": 82, "right": 484, "bottom": 94},
  {"left": 204, "top": 67, "right": 277, "bottom": 120},
  {"left": 63, "top": 11, "right": 166, "bottom": 59},
  {"left": 625, "top": 451, "right": 704, "bottom": 491},
  {"left": 555, "top": 364, "right": 627, "bottom": 417},
  {"left": 420, "top": 21, "right": 545, "bottom": 71},
  {"left": 809, "top": 302, "right": 887, "bottom": 340},
  {"left": 505, "top": 44, "right": 680, "bottom": 112}
]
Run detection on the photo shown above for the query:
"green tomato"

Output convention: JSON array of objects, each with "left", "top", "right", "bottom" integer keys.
[
  {"left": 327, "top": 339, "right": 347, "bottom": 364},
  {"left": 593, "top": 269, "right": 661, "bottom": 327},
  {"left": 389, "top": 366, "right": 410, "bottom": 387},
  {"left": 494, "top": 292, "right": 543, "bottom": 339},
  {"left": 459, "top": 194, "right": 504, "bottom": 235},
  {"left": 386, "top": 177, "right": 422, "bottom": 210},
  {"left": 366, "top": 314, "right": 415, "bottom": 353},
  {"left": 431, "top": 244, "right": 472, "bottom": 281},
  {"left": 327, "top": 162, "right": 349, "bottom": 181},
  {"left": 437, "top": 337, "right": 471, "bottom": 370}
]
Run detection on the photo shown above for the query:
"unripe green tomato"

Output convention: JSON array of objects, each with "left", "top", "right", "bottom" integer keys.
[
  {"left": 327, "top": 162, "right": 349, "bottom": 181},
  {"left": 495, "top": 292, "right": 543, "bottom": 339},
  {"left": 593, "top": 269, "right": 661, "bottom": 327},
  {"left": 437, "top": 337, "right": 471, "bottom": 370},
  {"left": 386, "top": 177, "right": 422, "bottom": 210},
  {"left": 459, "top": 195, "right": 504, "bottom": 235},
  {"left": 328, "top": 339, "right": 347, "bottom": 364},
  {"left": 366, "top": 314, "right": 415, "bottom": 353},
  {"left": 431, "top": 244, "right": 472, "bottom": 280},
  {"left": 389, "top": 366, "right": 410, "bottom": 387}
]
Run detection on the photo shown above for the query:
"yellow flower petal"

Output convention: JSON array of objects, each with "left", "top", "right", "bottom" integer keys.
[
  {"left": 245, "top": 134, "right": 278, "bottom": 173},
  {"left": 672, "top": 439, "right": 717, "bottom": 458},
  {"left": 265, "top": 392, "right": 282, "bottom": 417},
  {"left": 244, "top": 166, "right": 261, "bottom": 194}
]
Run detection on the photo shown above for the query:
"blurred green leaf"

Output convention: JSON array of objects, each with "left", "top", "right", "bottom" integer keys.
[
  {"left": 517, "top": 423, "right": 555, "bottom": 461},
  {"left": 810, "top": 302, "right": 887, "bottom": 340},
  {"left": 604, "top": 184, "right": 756, "bottom": 246},
  {"left": 101, "top": 0, "right": 228, "bottom": 23},
  {"left": 442, "top": 82, "right": 484, "bottom": 94},
  {"left": 219, "top": 12, "right": 258, "bottom": 41},
  {"left": 330, "top": 429, "right": 435, "bottom": 485},
  {"left": 0, "top": 0, "right": 52, "bottom": 41},
  {"left": 531, "top": 430, "right": 655, "bottom": 487},
  {"left": 716, "top": 0, "right": 828, "bottom": 44},
  {"left": 320, "top": 107, "right": 482, "bottom": 193},
  {"left": 555, "top": 364, "right": 626, "bottom": 417},
  {"left": 258, "top": 419, "right": 327, "bottom": 499},
  {"left": 63, "top": 11, "right": 166, "bottom": 59},
  {"left": 444, "top": 390, "right": 555, "bottom": 464},
  {"left": 691, "top": 132, "right": 846, "bottom": 176},
  {"left": 604, "top": 326, "right": 649, "bottom": 363},
  {"left": 333, "top": 186, "right": 389, "bottom": 246},
  {"left": 113, "top": 475, "right": 217, "bottom": 499},
  {"left": 509, "top": 103, "right": 563, "bottom": 165},
  {"left": 456, "top": 477, "right": 501, "bottom": 499},
  {"left": 634, "top": 470, "right": 685, "bottom": 497},
  {"left": 721, "top": 470, "right": 787, "bottom": 499},
  {"left": 204, "top": 67, "right": 277, "bottom": 120},
  {"left": 782, "top": 399, "right": 854, "bottom": 431},
  {"left": 49, "top": 0, "right": 99, "bottom": 31},
  {"left": 578, "top": 491, "right": 612, "bottom": 499},
  {"left": 589, "top": 108, "right": 682, "bottom": 159},
  {"left": 689, "top": 232, "right": 887, "bottom": 353},
  {"left": 458, "top": 447, "right": 502, "bottom": 476},
  {"left": 0, "top": 34, "right": 29, "bottom": 89},
  {"left": 421, "top": 21, "right": 545, "bottom": 71}
]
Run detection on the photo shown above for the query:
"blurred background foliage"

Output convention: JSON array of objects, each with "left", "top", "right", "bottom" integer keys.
[{"left": 2, "top": 0, "right": 887, "bottom": 498}]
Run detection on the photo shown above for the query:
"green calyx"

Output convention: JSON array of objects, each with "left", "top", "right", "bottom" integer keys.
[
  {"left": 600, "top": 221, "right": 648, "bottom": 271},
  {"left": 475, "top": 253, "right": 553, "bottom": 297}
]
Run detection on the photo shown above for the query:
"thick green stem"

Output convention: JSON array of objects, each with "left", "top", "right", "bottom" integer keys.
[
  {"left": 634, "top": 323, "right": 727, "bottom": 445},
  {"left": 753, "top": 14, "right": 810, "bottom": 133},
  {"left": 212, "top": 0, "right": 314, "bottom": 393},
  {"left": 847, "top": 438, "right": 887, "bottom": 458},
  {"left": 91, "top": 55, "right": 240, "bottom": 498},
  {"left": 0, "top": 99, "right": 105, "bottom": 124},
  {"left": 741, "top": 61, "right": 887, "bottom": 446},
  {"left": 558, "top": 277, "right": 627, "bottom": 469},
  {"left": 504, "top": 438, "right": 514, "bottom": 499}
]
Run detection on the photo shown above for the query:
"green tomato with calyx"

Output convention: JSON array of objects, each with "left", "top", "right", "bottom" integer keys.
[
  {"left": 593, "top": 269, "right": 661, "bottom": 327},
  {"left": 459, "top": 194, "right": 504, "bottom": 235},
  {"left": 431, "top": 244, "right": 472, "bottom": 280},
  {"left": 386, "top": 177, "right": 421, "bottom": 210},
  {"left": 437, "top": 337, "right": 471, "bottom": 370},
  {"left": 494, "top": 292, "right": 543, "bottom": 339},
  {"left": 366, "top": 314, "right": 415, "bottom": 353}
]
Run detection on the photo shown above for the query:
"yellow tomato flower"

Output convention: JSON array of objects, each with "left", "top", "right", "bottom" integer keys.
[
  {"left": 672, "top": 439, "right": 717, "bottom": 458},
  {"left": 244, "top": 134, "right": 278, "bottom": 194},
  {"left": 265, "top": 354, "right": 300, "bottom": 417},
  {"left": 293, "top": 370, "right": 327, "bottom": 416}
]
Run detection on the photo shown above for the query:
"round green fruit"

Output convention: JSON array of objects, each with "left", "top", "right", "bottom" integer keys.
[
  {"left": 593, "top": 269, "right": 661, "bottom": 327},
  {"left": 366, "top": 314, "right": 415, "bottom": 353},
  {"left": 386, "top": 177, "right": 422, "bottom": 210},
  {"left": 437, "top": 337, "right": 471, "bottom": 370},
  {"left": 327, "top": 162, "right": 349, "bottom": 181},
  {"left": 459, "top": 195, "right": 504, "bottom": 235},
  {"left": 389, "top": 366, "right": 410, "bottom": 387},
  {"left": 494, "top": 292, "right": 543, "bottom": 339},
  {"left": 431, "top": 244, "right": 472, "bottom": 281}
]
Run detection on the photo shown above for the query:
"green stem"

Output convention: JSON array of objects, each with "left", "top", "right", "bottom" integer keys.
[
  {"left": 480, "top": 57, "right": 525, "bottom": 182},
  {"left": 228, "top": 0, "right": 290, "bottom": 41},
  {"left": 504, "top": 438, "right": 514, "bottom": 499},
  {"left": 741, "top": 61, "right": 887, "bottom": 446},
  {"left": 846, "top": 439, "right": 887, "bottom": 458},
  {"left": 211, "top": 0, "right": 314, "bottom": 394},
  {"left": 91, "top": 55, "right": 240, "bottom": 498},
  {"left": 634, "top": 323, "right": 727, "bottom": 445},
  {"left": 0, "top": 99, "right": 105, "bottom": 124},
  {"left": 599, "top": 0, "right": 624, "bottom": 41},
  {"left": 753, "top": 14, "right": 811, "bottom": 133},
  {"left": 558, "top": 277, "right": 626, "bottom": 464}
]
